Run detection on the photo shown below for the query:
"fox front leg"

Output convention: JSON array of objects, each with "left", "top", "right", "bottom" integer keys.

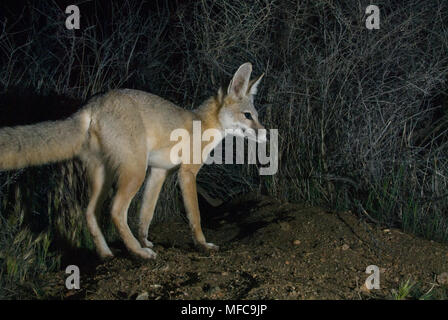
[{"left": 178, "top": 166, "right": 219, "bottom": 251}]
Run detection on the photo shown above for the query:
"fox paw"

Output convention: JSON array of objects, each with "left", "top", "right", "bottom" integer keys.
[
  {"left": 99, "top": 252, "right": 114, "bottom": 261},
  {"left": 135, "top": 247, "right": 157, "bottom": 260},
  {"left": 200, "top": 242, "right": 219, "bottom": 251},
  {"left": 99, "top": 248, "right": 114, "bottom": 260},
  {"left": 140, "top": 238, "right": 154, "bottom": 248}
]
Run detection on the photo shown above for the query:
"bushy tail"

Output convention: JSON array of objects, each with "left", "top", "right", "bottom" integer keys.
[{"left": 0, "top": 110, "right": 91, "bottom": 170}]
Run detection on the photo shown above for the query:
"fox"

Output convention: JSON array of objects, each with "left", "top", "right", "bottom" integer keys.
[{"left": 0, "top": 62, "right": 266, "bottom": 260}]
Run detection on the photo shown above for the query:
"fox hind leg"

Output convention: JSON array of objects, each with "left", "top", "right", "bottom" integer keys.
[
  {"left": 85, "top": 161, "right": 114, "bottom": 259},
  {"left": 111, "top": 165, "right": 157, "bottom": 259}
]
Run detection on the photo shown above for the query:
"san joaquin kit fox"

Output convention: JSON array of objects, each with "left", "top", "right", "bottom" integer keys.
[{"left": 0, "top": 63, "right": 267, "bottom": 259}]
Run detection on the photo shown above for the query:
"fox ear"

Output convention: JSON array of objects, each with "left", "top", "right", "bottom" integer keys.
[
  {"left": 247, "top": 73, "right": 264, "bottom": 96},
  {"left": 227, "top": 62, "right": 252, "bottom": 98}
]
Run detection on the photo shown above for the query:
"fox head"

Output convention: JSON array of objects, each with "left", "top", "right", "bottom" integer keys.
[{"left": 217, "top": 62, "right": 266, "bottom": 143}]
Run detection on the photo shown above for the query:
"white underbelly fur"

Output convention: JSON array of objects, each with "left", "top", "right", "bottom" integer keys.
[{"left": 147, "top": 148, "right": 180, "bottom": 170}]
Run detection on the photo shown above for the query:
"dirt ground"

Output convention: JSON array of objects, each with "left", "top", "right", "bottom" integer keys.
[{"left": 34, "top": 194, "right": 448, "bottom": 300}]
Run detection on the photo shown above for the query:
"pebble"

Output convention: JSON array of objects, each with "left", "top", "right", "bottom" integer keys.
[
  {"left": 136, "top": 292, "right": 149, "bottom": 300},
  {"left": 360, "top": 283, "right": 371, "bottom": 294}
]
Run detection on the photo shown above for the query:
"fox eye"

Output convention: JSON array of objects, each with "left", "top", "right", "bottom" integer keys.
[{"left": 243, "top": 112, "right": 253, "bottom": 120}]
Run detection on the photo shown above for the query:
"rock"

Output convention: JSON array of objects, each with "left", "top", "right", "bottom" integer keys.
[
  {"left": 150, "top": 284, "right": 162, "bottom": 289},
  {"left": 136, "top": 292, "right": 149, "bottom": 300},
  {"left": 437, "top": 272, "right": 448, "bottom": 285}
]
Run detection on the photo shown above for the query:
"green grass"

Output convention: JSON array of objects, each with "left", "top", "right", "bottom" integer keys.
[
  {"left": 391, "top": 279, "right": 448, "bottom": 300},
  {"left": 392, "top": 279, "right": 415, "bottom": 300},
  {"left": 0, "top": 213, "right": 61, "bottom": 299}
]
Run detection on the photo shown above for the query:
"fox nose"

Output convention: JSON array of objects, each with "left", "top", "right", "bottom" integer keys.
[{"left": 252, "top": 121, "right": 268, "bottom": 143}]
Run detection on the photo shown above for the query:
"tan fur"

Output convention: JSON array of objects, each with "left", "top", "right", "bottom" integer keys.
[
  {"left": 0, "top": 62, "right": 265, "bottom": 259},
  {"left": 0, "top": 110, "right": 91, "bottom": 170}
]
